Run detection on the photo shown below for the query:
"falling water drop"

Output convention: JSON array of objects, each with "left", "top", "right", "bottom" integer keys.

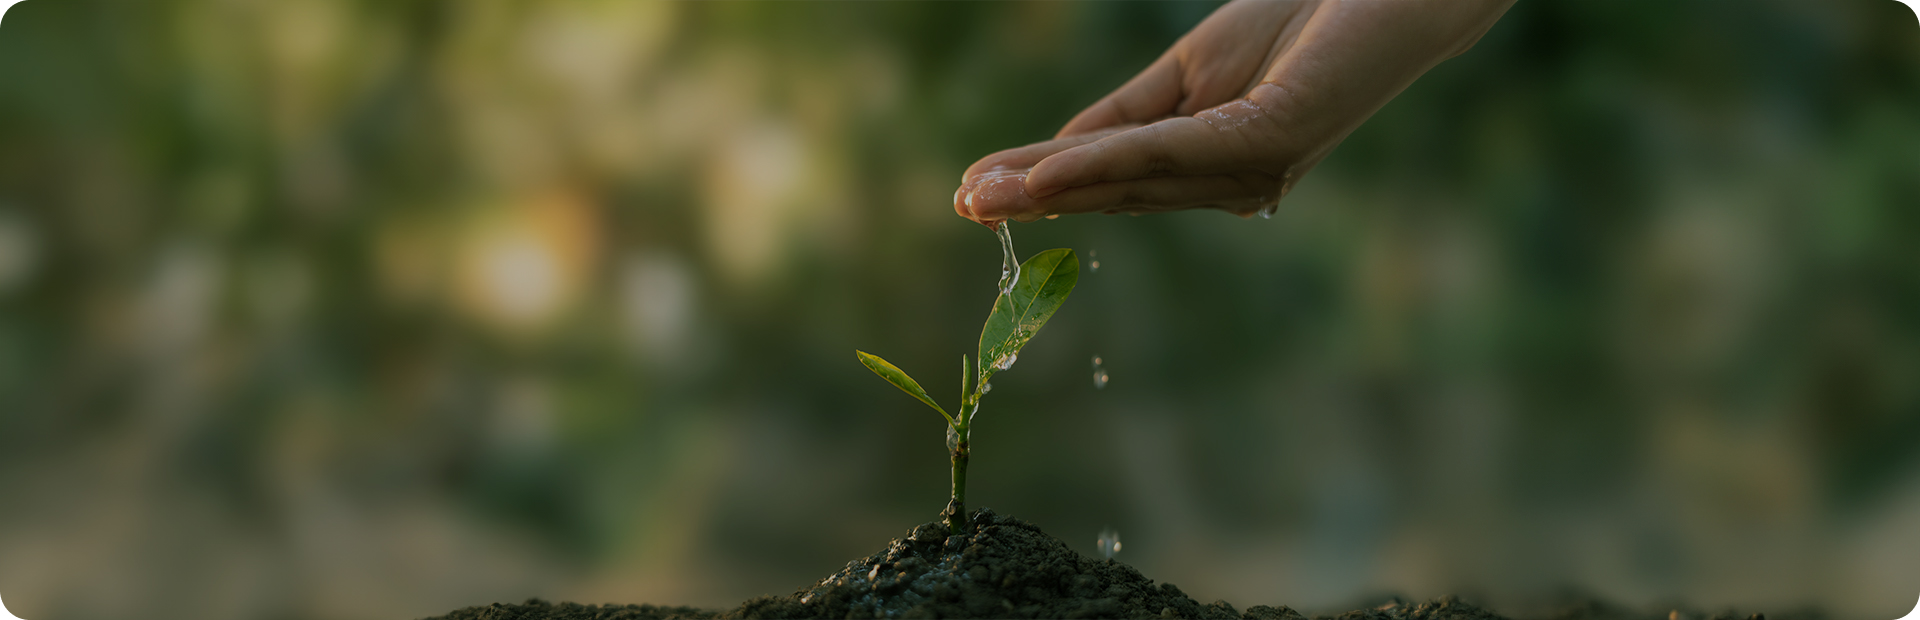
[
  {"left": 1258, "top": 171, "right": 1293, "bottom": 219},
  {"left": 1091, "top": 354, "right": 1108, "bottom": 389},
  {"left": 1097, "top": 527, "right": 1122, "bottom": 560},
  {"left": 995, "top": 221, "right": 1019, "bottom": 295},
  {"left": 1089, "top": 250, "right": 1100, "bottom": 273}
]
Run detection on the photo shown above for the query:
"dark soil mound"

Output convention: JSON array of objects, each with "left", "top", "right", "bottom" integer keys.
[
  {"left": 727, "top": 508, "right": 1270, "bottom": 620},
  {"left": 421, "top": 509, "right": 1784, "bottom": 620}
]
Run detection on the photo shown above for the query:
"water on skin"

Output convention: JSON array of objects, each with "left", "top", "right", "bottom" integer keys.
[
  {"left": 1195, "top": 100, "right": 1261, "bottom": 132},
  {"left": 1195, "top": 99, "right": 1288, "bottom": 219},
  {"left": 959, "top": 167, "right": 1034, "bottom": 224},
  {"left": 995, "top": 220, "right": 1019, "bottom": 295},
  {"left": 962, "top": 154, "right": 1284, "bottom": 220}
]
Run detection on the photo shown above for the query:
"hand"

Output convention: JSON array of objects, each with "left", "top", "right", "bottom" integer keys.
[{"left": 954, "top": 0, "right": 1515, "bottom": 225}]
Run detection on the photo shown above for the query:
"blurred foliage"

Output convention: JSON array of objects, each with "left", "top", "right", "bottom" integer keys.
[{"left": 0, "top": 1, "right": 1917, "bottom": 620}]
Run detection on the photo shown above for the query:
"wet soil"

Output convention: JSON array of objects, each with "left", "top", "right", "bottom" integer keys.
[{"left": 422, "top": 509, "right": 1798, "bottom": 620}]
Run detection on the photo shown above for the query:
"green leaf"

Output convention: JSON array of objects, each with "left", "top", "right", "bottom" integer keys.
[
  {"left": 856, "top": 350, "right": 954, "bottom": 426},
  {"left": 977, "top": 248, "right": 1079, "bottom": 386}
]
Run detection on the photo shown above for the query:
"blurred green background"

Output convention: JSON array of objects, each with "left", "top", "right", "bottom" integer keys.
[{"left": 0, "top": 1, "right": 1917, "bottom": 619}]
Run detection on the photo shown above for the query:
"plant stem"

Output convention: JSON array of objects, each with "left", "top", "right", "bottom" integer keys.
[
  {"left": 945, "top": 362, "right": 988, "bottom": 537},
  {"left": 945, "top": 436, "right": 969, "bottom": 535}
]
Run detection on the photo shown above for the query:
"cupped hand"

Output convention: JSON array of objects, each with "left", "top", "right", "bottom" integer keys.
[{"left": 954, "top": 0, "right": 1514, "bottom": 225}]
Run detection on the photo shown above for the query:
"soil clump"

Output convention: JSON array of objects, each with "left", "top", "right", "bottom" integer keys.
[{"left": 421, "top": 509, "right": 1787, "bottom": 620}]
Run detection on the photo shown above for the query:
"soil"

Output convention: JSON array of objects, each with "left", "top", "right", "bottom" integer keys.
[{"left": 422, "top": 509, "right": 1799, "bottom": 620}]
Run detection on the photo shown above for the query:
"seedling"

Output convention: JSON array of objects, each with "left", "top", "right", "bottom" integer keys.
[{"left": 856, "top": 246, "right": 1079, "bottom": 535}]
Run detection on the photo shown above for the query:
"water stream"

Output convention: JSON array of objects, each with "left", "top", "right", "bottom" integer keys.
[{"left": 995, "top": 221, "right": 1018, "bottom": 296}]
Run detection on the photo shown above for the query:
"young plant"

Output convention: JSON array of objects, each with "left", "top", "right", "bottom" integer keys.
[{"left": 856, "top": 247, "right": 1079, "bottom": 535}]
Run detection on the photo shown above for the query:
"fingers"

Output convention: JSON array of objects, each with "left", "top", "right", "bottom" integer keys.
[
  {"left": 1055, "top": 0, "right": 1322, "bottom": 139},
  {"left": 960, "top": 125, "right": 1134, "bottom": 183},
  {"left": 1027, "top": 99, "right": 1282, "bottom": 199},
  {"left": 955, "top": 126, "right": 1138, "bottom": 224},
  {"left": 1054, "top": 54, "right": 1185, "bottom": 139},
  {"left": 954, "top": 168, "right": 1032, "bottom": 226},
  {"left": 973, "top": 170, "right": 1283, "bottom": 223},
  {"left": 1174, "top": 0, "right": 1318, "bottom": 113}
]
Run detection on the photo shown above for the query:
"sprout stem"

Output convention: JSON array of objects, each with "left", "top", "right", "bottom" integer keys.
[
  {"left": 946, "top": 360, "right": 988, "bottom": 535},
  {"left": 946, "top": 434, "right": 969, "bottom": 535}
]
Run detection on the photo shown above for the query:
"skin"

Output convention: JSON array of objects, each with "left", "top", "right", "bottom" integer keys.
[{"left": 953, "top": 0, "right": 1517, "bottom": 226}]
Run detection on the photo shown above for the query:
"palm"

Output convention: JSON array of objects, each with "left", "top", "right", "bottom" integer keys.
[{"left": 953, "top": 0, "right": 1513, "bottom": 224}]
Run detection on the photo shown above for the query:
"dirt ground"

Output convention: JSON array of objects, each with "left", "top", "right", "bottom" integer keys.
[{"left": 422, "top": 509, "right": 1797, "bottom": 620}]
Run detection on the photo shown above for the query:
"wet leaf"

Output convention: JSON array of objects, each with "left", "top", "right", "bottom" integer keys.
[
  {"left": 977, "top": 248, "right": 1078, "bottom": 386},
  {"left": 856, "top": 350, "right": 953, "bottom": 425}
]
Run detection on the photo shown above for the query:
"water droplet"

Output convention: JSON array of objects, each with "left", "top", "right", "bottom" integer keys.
[
  {"left": 995, "top": 221, "right": 1019, "bottom": 295},
  {"left": 1257, "top": 171, "right": 1293, "bottom": 219},
  {"left": 1097, "top": 527, "right": 1122, "bottom": 560},
  {"left": 1093, "top": 369, "right": 1108, "bottom": 389},
  {"left": 1090, "top": 260, "right": 1100, "bottom": 272},
  {"left": 992, "top": 352, "right": 1017, "bottom": 371}
]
